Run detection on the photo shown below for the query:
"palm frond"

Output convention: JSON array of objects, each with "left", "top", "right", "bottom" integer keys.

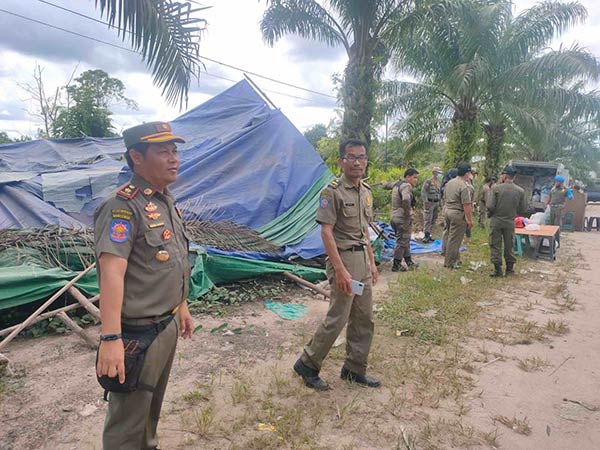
[
  {"left": 95, "top": 0, "right": 206, "bottom": 109},
  {"left": 260, "top": 0, "right": 350, "bottom": 53},
  {"left": 504, "top": 1, "right": 587, "bottom": 64}
]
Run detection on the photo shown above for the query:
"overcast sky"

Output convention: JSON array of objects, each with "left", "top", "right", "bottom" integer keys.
[{"left": 0, "top": 0, "right": 598, "bottom": 140}]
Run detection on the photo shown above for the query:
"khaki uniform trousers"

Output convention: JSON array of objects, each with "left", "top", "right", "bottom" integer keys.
[
  {"left": 489, "top": 221, "right": 516, "bottom": 266},
  {"left": 391, "top": 216, "right": 412, "bottom": 261},
  {"left": 301, "top": 249, "right": 374, "bottom": 376},
  {"left": 423, "top": 202, "right": 439, "bottom": 235},
  {"left": 103, "top": 316, "right": 179, "bottom": 450},
  {"left": 478, "top": 201, "right": 487, "bottom": 227},
  {"left": 443, "top": 209, "right": 467, "bottom": 268}
]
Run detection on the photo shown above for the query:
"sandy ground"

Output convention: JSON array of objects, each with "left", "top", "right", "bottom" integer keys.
[{"left": 2, "top": 217, "right": 600, "bottom": 449}]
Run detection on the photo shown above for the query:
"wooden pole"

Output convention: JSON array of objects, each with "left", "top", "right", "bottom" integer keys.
[
  {"left": 283, "top": 272, "right": 331, "bottom": 299},
  {"left": 0, "top": 263, "right": 96, "bottom": 351},
  {"left": 56, "top": 312, "right": 97, "bottom": 349},
  {"left": 0, "top": 295, "right": 99, "bottom": 338},
  {"left": 68, "top": 287, "right": 101, "bottom": 322}
]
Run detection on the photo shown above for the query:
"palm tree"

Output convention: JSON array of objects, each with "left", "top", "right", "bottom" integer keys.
[
  {"left": 478, "top": 1, "right": 599, "bottom": 176},
  {"left": 260, "top": 0, "right": 412, "bottom": 146},
  {"left": 385, "top": 0, "right": 599, "bottom": 173},
  {"left": 94, "top": 0, "right": 208, "bottom": 108}
]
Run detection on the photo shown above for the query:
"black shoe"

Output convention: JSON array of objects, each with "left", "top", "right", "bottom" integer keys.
[
  {"left": 505, "top": 263, "right": 514, "bottom": 275},
  {"left": 340, "top": 367, "right": 381, "bottom": 388},
  {"left": 404, "top": 258, "right": 419, "bottom": 269},
  {"left": 490, "top": 264, "right": 503, "bottom": 277},
  {"left": 391, "top": 259, "right": 407, "bottom": 272},
  {"left": 293, "top": 359, "right": 330, "bottom": 391}
]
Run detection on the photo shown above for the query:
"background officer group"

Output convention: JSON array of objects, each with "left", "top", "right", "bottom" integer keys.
[
  {"left": 486, "top": 165, "right": 527, "bottom": 277},
  {"left": 293, "top": 139, "right": 381, "bottom": 391}
]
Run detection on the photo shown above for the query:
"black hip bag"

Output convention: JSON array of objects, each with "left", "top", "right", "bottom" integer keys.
[{"left": 96, "top": 314, "right": 175, "bottom": 395}]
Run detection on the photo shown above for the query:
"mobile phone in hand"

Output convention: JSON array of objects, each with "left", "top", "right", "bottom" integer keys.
[{"left": 351, "top": 280, "right": 365, "bottom": 295}]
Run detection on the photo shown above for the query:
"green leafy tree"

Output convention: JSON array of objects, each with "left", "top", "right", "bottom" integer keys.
[
  {"left": 93, "top": 0, "right": 207, "bottom": 108},
  {"left": 260, "top": 0, "right": 412, "bottom": 146},
  {"left": 385, "top": 0, "right": 599, "bottom": 175},
  {"left": 0, "top": 132, "right": 33, "bottom": 144},
  {"left": 303, "top": 123, "right": 328, "bottom": 148},
  {"left": 52, "top": 70, "right": 137, "bottom": 138}
]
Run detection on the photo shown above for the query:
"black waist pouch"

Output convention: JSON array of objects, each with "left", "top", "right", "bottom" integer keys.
[{"left": 96, "top": 314, "right": 174, "bottom": 394}]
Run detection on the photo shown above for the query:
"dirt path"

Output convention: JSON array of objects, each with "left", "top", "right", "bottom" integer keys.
[
  {"left": 1, "top": 229, "right": 600, "bottom": 449},
  {"left": 466, "top": 231, "right": 600, "bottom": 450}
]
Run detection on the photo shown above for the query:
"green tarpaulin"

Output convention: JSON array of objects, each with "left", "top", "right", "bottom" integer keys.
[
  {"left": 0, "top": 253, "right": 325, "bottom": 312},
  {"left": 256, "top": 170, "right": 335, "bottom": 245}
]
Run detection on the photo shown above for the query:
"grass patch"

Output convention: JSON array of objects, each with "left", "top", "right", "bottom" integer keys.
[
  {"left": 517, "top": 356, "right": 551, "bottom": 372},
  {"left": 545, "top": 319, "right": 569, "bottom": 336},
  {"left": 492, "top": 415, "right": 532, "bottom": 435}
]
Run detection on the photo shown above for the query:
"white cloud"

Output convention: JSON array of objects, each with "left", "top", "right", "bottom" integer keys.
[{"left": 0, "top": 0, "right": 598, "bottom": 139}]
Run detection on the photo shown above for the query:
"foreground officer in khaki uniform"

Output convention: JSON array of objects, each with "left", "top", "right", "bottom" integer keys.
[
  {"left": 94, "top": 121, "right": 194, "bottom": 450},
  {"left": 294, "top": 139, "right": 380, "bottom": 390},
  {"left": 391, "top": 168, "right": 419, "bottom": 272},
  {"left": 421, "top": 167, "right": 442, "bottom": 243},
  {"left": 487, "top": 165, "right": 527, "bottom": 277},
  {"left": 441, "top": 162, "right": 474, "bottom": 268}
]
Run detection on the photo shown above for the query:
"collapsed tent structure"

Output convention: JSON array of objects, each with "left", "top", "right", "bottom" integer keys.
[{"left": 0, "top": 80, "right": 334, "bottom": 311}]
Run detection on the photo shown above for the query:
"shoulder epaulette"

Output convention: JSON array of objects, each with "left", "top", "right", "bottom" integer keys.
[
  {"left": 116, "top": 183, "right": 139, "bottom": 200},
  {"left": 328, "top": 178, "right": 341, "bottom": 189},
  {"left": 361, "top": 180, "right": 372, "bottom": 190}
]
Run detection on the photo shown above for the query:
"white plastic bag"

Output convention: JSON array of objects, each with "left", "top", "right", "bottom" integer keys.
[
  {"left": 530, "top": 212, "right": 545, "bottom": 225},
  {"left": 543, "top": 205, "right": 551, "bottom": 225}
]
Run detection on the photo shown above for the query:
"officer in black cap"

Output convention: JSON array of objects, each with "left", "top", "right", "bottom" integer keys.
[
  {"left": 486, "top": 165, "right": 527, "bottom": 276},
  {"left": 94, "top": 121, "right": 194, "bottom": 449}
]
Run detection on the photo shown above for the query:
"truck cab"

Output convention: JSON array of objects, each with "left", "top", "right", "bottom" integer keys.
[{"left": 508, "top": 160, "right": 569, "bottom": 211}]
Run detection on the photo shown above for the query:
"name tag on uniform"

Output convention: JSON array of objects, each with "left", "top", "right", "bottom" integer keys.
[{"left": 344, "top": 202, "right": 355, "bottom": 207}]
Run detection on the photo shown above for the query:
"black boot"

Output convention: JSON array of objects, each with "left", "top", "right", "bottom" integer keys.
[
  {"left": 392, "top": 259, "right": 406, "bottom": 272},
  {"left": 505, "top": 262, "right": 514, "bottom": 275},
  {"left": 490, "top": 264, "right": 503, "bottom": 277},
  {"left": 404, "top": 257, "right": 419, "bottom": 269},
  {"left": 423, "top": 232, "right": 432, "bottom": 243},
  {"left": 293, "top": 359, "right": 330, "bottom": 391}
]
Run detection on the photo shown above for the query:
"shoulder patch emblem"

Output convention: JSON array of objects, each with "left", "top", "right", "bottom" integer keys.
[
  {"left": 116, "top": 184, "right": 139, "bottom": 200},
  {"left": 110, "top": 220, "right": 130, "bottom": 243},
  {"left": 366, "top": 195, "right": 372, "bottom": 206},
  {"left": 319, "top": 196, "right": 331, "bottom": 209}
]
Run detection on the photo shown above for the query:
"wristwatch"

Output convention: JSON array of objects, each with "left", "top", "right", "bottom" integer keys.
[{"left": 99, "top": 333, "right": 122, "bottom": 342}]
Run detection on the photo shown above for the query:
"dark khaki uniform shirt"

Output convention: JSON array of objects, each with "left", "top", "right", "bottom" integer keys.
[
  {"left": 94, "top": 173, "right": 190, "bottom": 319},
  {"left": 421, "top": 179, "right": 441, "bottom": 203},
  {"left": 549, "top": 186, "right": 568, "bottom": 206},
  {"left": 316, "top": 174, "right": 374, "bottom": 250},
  {"left": 443, "top": 177, "right": 472, "bottom": 212},
  {"left": 392, "top": 181, "right": 414, "bottom": 219},
  {"left": 477, "top": 183, "right": 492, "bottom": 204},
  {"left": 487, "top": 181, "right": 527, "bottom": 225}
]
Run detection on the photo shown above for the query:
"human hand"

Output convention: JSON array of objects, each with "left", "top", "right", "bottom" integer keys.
[
  {"left": 179, "top": 306, "right": 194, "bottom": 339},
  {"left": 335, "top": 266, "right": 353, "bottom": 295},
  {"left": 96, "top": 339, "right": 125, "bottom": 383}
]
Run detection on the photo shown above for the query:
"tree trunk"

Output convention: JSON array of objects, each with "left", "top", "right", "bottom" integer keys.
[
  {"left": 483, "top": 123, "right": 505, "bottom": 178},
  {"left": 444, "top": 108, "right": 481, "bottom": 169},
  {"left": 341, "top": 53, "right": 378, "bottom": 147}
]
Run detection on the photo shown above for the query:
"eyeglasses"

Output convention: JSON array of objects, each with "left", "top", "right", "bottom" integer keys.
[{"left": 344, "top": 156, "right": 368, "bottom": 163}]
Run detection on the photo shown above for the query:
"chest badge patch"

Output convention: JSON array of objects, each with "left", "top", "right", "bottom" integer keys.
[
  {"left": 146, "top": 212, "right": 161, "bottom": 220},
  {"left": 155, "top": 250, "right": 170, "bottom": 262},
  {"left": 366, "top": 196, "right": 372, "bottom": 206},
  {"left": 143, "top": 188, "right": 153, "bottom": 196},
  {"left": 162, "top": 229, "right": 172, "bottom": 240},
  {"left": 144, "top": 202, "right": 158, "bottom": 212},
  {"left": 109, "top": 220, "right": 130, "bottom": 243}
]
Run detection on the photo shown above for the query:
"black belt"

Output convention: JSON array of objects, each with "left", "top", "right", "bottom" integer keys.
[
  {"left": 341, "top": 245, "right": 365, "bottom": 252},
  {"left": 427, "top": 198, "right": 440, "bottom": 202}
]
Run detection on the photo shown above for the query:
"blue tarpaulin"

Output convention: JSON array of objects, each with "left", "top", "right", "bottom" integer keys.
[{"left": 0, "top": 80, "right": 330, "bottom": 257}]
